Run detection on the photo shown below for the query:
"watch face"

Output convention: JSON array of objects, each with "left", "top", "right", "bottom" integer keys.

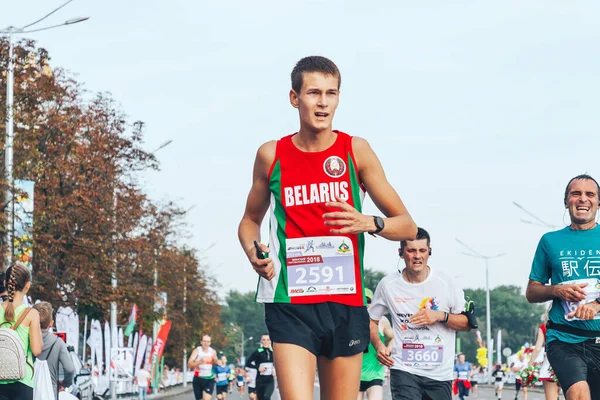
[{"left": 375, "top": 216, "right": 384, "bottom": 230}]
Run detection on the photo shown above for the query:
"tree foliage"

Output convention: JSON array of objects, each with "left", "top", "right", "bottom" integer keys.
[
  {"left": 220, "top": 290, "right": 267, "bottom": 363},
  {"left": 457, "top": 285, "right": 545, "bottom": 364},
  {"left": 0, "top": 39, "right": 221, "bottom": 365}
]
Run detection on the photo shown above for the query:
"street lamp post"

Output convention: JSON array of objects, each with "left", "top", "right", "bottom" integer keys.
[
  {"left": 512, "top": 201, "right": 559, "bottom": 229},
  {"left": 456, "top": 238, "right": 506, "bottom": 385},
  {"left": 230, "top": 323, "right": 252, "bottom": 365},
  {"left": 1, "top": 1, "right": 89, "bottom": 270}
]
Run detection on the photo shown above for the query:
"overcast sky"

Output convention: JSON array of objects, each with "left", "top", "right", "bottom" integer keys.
[{"left": 4, "top": 1, "right": 600, "bottom": 298}]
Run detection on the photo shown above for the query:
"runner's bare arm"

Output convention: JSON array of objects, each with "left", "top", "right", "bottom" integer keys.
[
  {"left": 379, "top": 316, "right": 394, "bottom": 346},
  {"left": 238, "top": 141, "right": 277, "bottom": 280},
  {"left": 528, "top": 327, "right": 544, "bottom": 367},
  {"left": 353, "top": 137, "right": 416, "bottom": 241},
  {"left": 526, "top": 279, "right": 587, "bottom": 303},
  {"left": 445, "top": 313, "right": 471, "bottom": 332},
  {"left": 27, "top": 309, "right": 43, "bottom": 356},
  {"left": 370, "top": 318, "right": 393, "bottom": 367},
  {"left": 410, "top": 309, "right": 471, "bottom": 331},
  {"left": 187, "top": 348, "right": 200, "bottom": 368}
]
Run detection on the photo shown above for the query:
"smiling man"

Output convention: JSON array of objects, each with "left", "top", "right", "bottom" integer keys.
[
  {"left": 526, "top": 174, "right": 600, "bottom": 400},
  {"left": 238, "top": 56, "right": 417, "bottom": 400}
]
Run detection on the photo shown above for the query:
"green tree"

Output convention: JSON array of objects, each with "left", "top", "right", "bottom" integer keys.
[
  {"left": 364, "top": 268, "right": 386, "bottom": 292},
  {"left": 457, "top": 285, "right": 544, "bottom": 364},
  {"left": 221, "top": 290, "right": 267, "bottom": 364}
]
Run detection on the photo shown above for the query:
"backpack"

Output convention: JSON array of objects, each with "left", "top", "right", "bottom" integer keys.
[
  {"left": 33, "top": 338, "right": 59, "bottom": 400},
  {"left": 0, "top": 307, "right": 32, "bottom": 380}
]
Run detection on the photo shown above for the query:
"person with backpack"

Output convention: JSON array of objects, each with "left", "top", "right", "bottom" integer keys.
[
  {"left": 33, "top": 301, "right": 75, "bottom": 399},
  {"left": 0, "top": 263, "right": 43, "bottom": 400}
]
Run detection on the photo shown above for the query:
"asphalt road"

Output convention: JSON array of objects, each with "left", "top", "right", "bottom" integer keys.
[{"left": 164, "top": 382, "right": 558, "bottom": 400}]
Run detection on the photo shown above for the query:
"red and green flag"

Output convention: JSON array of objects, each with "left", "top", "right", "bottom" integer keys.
[{"left": 124, "top": 304, "right": 138, "bottom": 337}]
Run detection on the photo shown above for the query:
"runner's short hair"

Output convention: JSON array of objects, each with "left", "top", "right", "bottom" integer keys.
[
  {"left": 564, "top": 174, "right": 600, "bottom": 204},
  {"left": 400, "top": 227, "right": 431, "bottom": 254},
  {"left": 33, "top": 301, "right": 54, "bottom": 329},
  {"left": 291, "top": 56, "right": 341, "bottom": 93}
]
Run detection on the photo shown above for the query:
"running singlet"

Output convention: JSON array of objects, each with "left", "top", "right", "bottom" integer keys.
[
  {"left": 194, "top": 347, "right": 215, "bottom": 378},
  {"left": 529, "top": 226, "right": 600, "bottom": 344},
  {"left": 215, "top": 365, "right": 230, "bottom": 386},
  {"left": 257, "top": 131, "right": 367, "bottom": 306},
  {"left": 246, "top": 368, "right": 257, "bottom": 389},
  {"left": 454, "top": 362, "right": 472, "bottom": 380}
]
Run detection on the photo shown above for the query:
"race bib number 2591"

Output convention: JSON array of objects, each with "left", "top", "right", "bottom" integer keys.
[{"left": 286, "top": 236, "right": 356, "bottom": 297}]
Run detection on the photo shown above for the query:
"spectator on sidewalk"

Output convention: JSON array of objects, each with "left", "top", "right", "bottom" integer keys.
[
  {"left": 33, "top": 301, "right": 75, "bottom": 400},
  {"left": 135, "top": 367, "right": 151, "bottom": 400}
]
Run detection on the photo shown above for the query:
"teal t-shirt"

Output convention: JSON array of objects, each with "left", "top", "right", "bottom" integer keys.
[{"left": 529, "top": 225, "right": 600, "bottom": 344}]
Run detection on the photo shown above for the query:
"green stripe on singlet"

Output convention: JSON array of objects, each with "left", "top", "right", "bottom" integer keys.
[
  {"left": 269, "top": 160, "right": 291, "bottom": 303},
  {"left": 347, "top": 153, "right": 366, "bottom": 306}
]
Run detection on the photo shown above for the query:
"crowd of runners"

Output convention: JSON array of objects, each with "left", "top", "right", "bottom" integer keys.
[
  {"left": 223, "top": 55, "right": 597, "bottom": 400},
  {"left": 187, "top": 333, "right": 275, "bottom": 400},
  {"left": 237, "top": 55, "right": 600, "bottom": 400}
]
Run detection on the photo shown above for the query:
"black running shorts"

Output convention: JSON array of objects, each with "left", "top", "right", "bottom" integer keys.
[
  {"left": 546, "top": 338, "right": 600, "bottom": 398},
  {"left": 216, "top": 385, "right": 228, "bottom": 396},
  {"left": 265, "top": 302, "right": 369, "bottom": 359},
  {"left": 192, "top": 376, "right": 215, "bottom": 399},
  {"left": 248, "top": 387, "right": 257, "bottom": 394},
  {"left": 360, "top": 379, "right": 383, "bottom": 392},
  {"left": 390, "top": 369, "right": 452, "bottom": 400}
]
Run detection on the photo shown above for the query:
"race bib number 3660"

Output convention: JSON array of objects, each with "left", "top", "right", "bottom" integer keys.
[
  {"left": 286, "top": 236, "right": 356, "bottom": 297},
  {"left": 401, "top": 342, "right": 444, "bottom": 369}
]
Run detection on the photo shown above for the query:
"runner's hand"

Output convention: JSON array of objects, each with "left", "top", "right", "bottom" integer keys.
[
  {"left": 567, "top": 300, "right": 600, "bottom": 320},
  {"left": 554, "top": 283, "right": 587, "bottom": 302},
  {"left": 376, "top": 343, "right": 394, "bottom": 367},
  {"left": 247, "top": 242, "right": 275, "bottom": 281},
  {"left": 409, "top": 309, "right": 443, "bottom": 326},
  {"left": 323, "top": 194, "right": 374, "bottom": 234}
]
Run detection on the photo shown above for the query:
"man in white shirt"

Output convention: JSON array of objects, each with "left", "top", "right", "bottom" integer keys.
[
  {"left": 511, "top": 353, "right": 528, "bottom": 400},
  {"left": 369, "top": 227, "right": 472, "bottom": 400},
  {"left": 135, "top": 368, "right": 151, "bottom": 400}
]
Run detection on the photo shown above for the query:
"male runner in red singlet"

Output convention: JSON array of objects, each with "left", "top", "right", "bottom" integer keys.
[{"left": 238, "top": 56, "right": 417, "bottom": 400}]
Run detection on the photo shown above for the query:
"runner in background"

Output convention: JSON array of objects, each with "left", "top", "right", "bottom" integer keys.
[
  {"left": 369, "top": 228, "right": 472, "bottom": 400},
  {"left": 528, "top": 307, "right": 561, "bottom": 400},
  {"left": 246, "top": 335, "right": 275, "bottom": 400},
  {"left": 246, "top": 365, "right": 258, "bottom": 400},
  {"left": 357, "top": 288, "right": 393, "bottom": 400},
  {"left": 214, "top": 355, "right": 231, "bottom": 400},
  {"left": 470, "top": 364, "right": 480, "bottom": 398},
  {"left": 454, "top": 354, "right": 472, "bottom": 400},
  {"left": 492, "top": 363, "right": 507, "bottom": 399},
  {"left": 236, "top": 367, "right": 246, "bottom": 398},
  {"left": 511, "top": 353, "right": 528, "bottom": 400},
  {"left": 188, "top": 334, "right": 218, "bottom": 400}
]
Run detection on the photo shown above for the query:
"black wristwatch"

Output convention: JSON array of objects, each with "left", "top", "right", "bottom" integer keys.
[
  {"left": 370, "top": 216, "right": 385, "bottom": 235},
  {"left": 595, "top": 298, "right": 600, "bottom": 305}
]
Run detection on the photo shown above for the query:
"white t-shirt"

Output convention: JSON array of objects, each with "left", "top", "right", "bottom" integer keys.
[
  {"left": 512, "top": 359, "right": 527, "bottom": 379},
  {"left": 369, "top": 269, "right": 466, "bottom": 382},
  {"left": 136, "top": 369, "right": 151, "bottom": 388}
]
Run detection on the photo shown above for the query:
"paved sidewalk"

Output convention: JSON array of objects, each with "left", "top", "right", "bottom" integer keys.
[{"left": 117, "top": 384, "right": 193, "bottom": 399}]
